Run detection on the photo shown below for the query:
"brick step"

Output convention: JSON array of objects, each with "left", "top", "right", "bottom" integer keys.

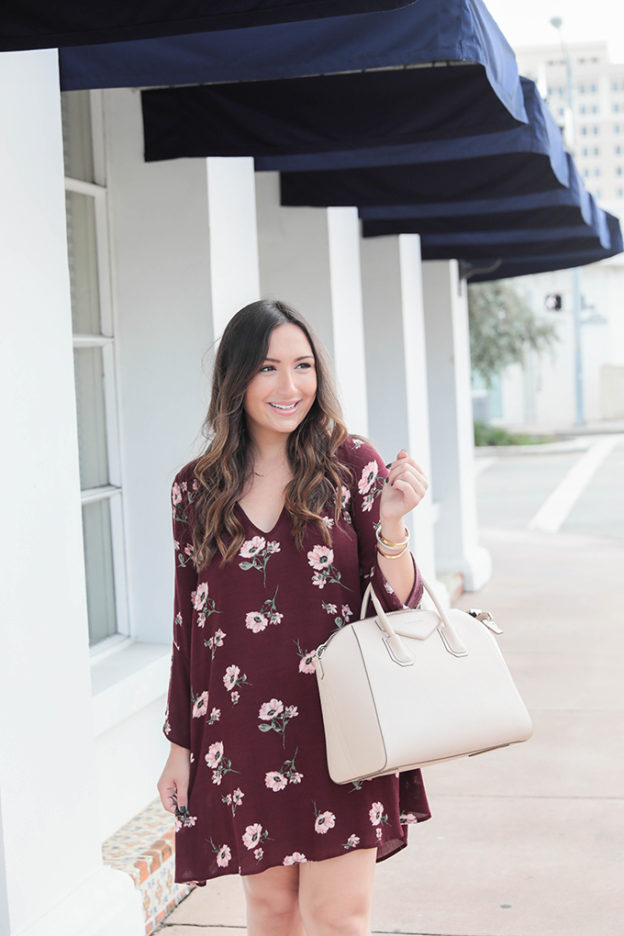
[{"left": 102, "top": 798, "right": 194, "bottom": 934}]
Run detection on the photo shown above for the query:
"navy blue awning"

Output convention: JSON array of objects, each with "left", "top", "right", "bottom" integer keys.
[
  {"left": 60, "top": 0, "right": 526, "bottom": 150},
  {"left": 360, "top": 154, "right": 607, "bottom": 239},
  {"left": 459, "top": 212, "right": 624, "bottom": 283},
  {"left": 279, "top": 79, "right": 568, "bottom": 207},
  {"left": 1, "top": 0, "right": 417, "bottom": 52}
]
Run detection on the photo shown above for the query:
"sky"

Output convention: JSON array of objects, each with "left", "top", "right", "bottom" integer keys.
[{"left": 484, "top": 0, "right": 624, "bottom": 63}]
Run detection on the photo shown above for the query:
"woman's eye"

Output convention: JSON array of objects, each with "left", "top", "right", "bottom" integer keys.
[
  {"left": 259, "top": 365, "right": 275, "bottom": 373},
  {"left": 296, "top": 362, "right": 312, "bottom": 370}
]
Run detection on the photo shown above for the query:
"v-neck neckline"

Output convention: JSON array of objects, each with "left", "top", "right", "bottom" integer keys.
[{"left": 235, "top": 502, "right": 287, "bottom": 537}]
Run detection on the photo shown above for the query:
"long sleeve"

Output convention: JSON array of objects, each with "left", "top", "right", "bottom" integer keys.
[
  {"left": 344, "top": 438, "right": 423, "bottom": 616},
  {"left": 163, "top": 464, "right": 200, "bottom": 749}
]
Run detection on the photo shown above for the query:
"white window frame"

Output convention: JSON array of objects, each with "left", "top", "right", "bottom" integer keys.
[{"left": 64, "top": 89, "right": 131, "bottom": 658}]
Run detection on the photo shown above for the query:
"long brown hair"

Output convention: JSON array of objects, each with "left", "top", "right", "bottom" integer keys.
[{"left": 191, "top": 299, "right": 350, "bottom": 570}]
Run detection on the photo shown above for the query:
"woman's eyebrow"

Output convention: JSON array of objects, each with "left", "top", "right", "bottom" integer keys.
[{"left": 263, "top": 355, "right": 315, "bottom": 362}]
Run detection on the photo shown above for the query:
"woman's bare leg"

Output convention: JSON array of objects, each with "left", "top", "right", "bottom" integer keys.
[
  {"left": 298, "top": 848, "right": 377, "bottom": 936},
  {"left": 242, "top": 863, "right": 306, "bottom": 936}
]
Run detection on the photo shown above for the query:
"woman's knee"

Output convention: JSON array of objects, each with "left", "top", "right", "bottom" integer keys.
[
  {"left": 242, "top": 865, "right": 300, "bottom": 920},
  {"left": 298, "top": 849, "right": 376, "bottom": 935}
]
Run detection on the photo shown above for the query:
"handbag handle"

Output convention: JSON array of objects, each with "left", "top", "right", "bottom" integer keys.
[{"left": 360, "top": 577, "right": 468, "bottom": 660}]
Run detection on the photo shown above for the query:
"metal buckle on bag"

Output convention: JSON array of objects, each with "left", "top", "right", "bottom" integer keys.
[{"left": 467, "top": 608, "right": 503, "bottom": 635}]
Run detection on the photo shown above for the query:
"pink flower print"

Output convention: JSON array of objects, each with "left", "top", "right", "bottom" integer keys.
[
  {"left": 358, "top": 461, "right": 378, "bottom": 495},
  {"left": 223, "top": 665, "right": 240, "bottom": 692},
  {"left": 376, "top": 827, "right": 383, "bottom": 841},
  {"left": 309, "top": 548, "right": 347, "bottom": 590},
  {"left": 239, "top": 536, "right": 266, "bottom": 559},
  {"left": 298, "top": 651, "right": 317, "bottom": 675},
  {"left": 258, "top": 700, "right": 298, "bottom": 747},
  {"left": 290, "top": 772, "right": 303, "bottom": 784},
  {"left": 254, "top": 847, "right": 264, "bottom": 862},
  {"left": 307, "top": 545, "right": 334, "bottom": 571},
  {"left": 265, "top": 771, "right": 288, "bottom": 792},
  {"left": 206, "top": 741, "right": 224, "bottom": 769},
  {"left": 212, "top": 770, "right": 223, "bottom": 785},
  {"left": 283, "top": 852, "right": 307, "bottom": 865},
  {"left": 341, "top": 485, "right": 351, "bottom": 507},
  {"left": 193, "top": 582, "right": 209, "bottom": 610},
  {"left": 239, "top": 539, "right": 280, "bottom": 585},
  {"left": 246, "top": 611, "right": 268, "bottom": 633},
  {"left": 314, "top": 810, "right": 336, "bottom": 835},
  {"left": 400, "top": 812, "right": 417, "bottom": 825},
  {"left": 171, "top": 482, "right": 183, "bottom": 506},
  {"left": 369, "top": 802, "right": 384, "bottom": 826},
  {"left": 341, "top": 604, "right": 353, "bottom": 622},
  {"left": 384, "top": 581, "right": 395, "bottom": 594},
  {"left": 192, "top": 691, "right": 209, "bottom": 719},
  {"left": 322, "top": 516, "right": 335, "bottom": 528},
  {"left": 242, "top": 823, "right": 264, "bottom": 850},
  {"left": 230, "top": 691, "right": 240, "bottom": 704},
  {"left": 369, "top": 801, "right": 389, "bottom": 827},
  {"left": 324, "top": 603, "right": 338, "bottom": 615},
  {"left": 232, "top": 788, "right": 244, "bottom": 807},
  {"left": 259, "top": 699, "right": 284, "bottom": 721},
  {"left": 216, "top": 844, "right": 231, "bottom": 868},
  {"left": 174, "top": 806, "right": 197, "bottom": 831},
  {"left": 209, "top": 707, "right": 221, "bottom": 724},
  {"left": 343, "top": 834, "right": 360, "bottom": 850}
]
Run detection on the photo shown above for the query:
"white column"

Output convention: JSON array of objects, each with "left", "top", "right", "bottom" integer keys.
[
  {"left": 360, "top": 234, "right": 436, "bottom": 581},
  {"left": 421, "top": 260, "right": 491, "bottom": 591},
  {"left": 255, "top": 172, "right": 368, "bottom": 435},
  {"left": 206, "top": 157, "right": 260, "bottom": 336},
  {"left": 0, "top": 52, "right": 143, "bottom": 936}
]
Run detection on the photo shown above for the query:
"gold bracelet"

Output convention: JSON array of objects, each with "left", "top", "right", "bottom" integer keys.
[
  {"left": 376, "top": 543, "right": 409, "bottom": 560},
  {"left": 376, "top": 526, "right": 410, "bottom": 550}
]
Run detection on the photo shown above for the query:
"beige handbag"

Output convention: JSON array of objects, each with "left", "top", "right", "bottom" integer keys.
[{"left": 314, "top": 577, "right": 533, "bottom": 784}]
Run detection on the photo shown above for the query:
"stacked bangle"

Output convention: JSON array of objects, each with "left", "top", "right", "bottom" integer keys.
[
  {"left": 376, "top": 542, "right": 409, "bottom": 560},
  {"left": 375, "top": 525, "right": 410, "bottom": 550},
  {"left": 375, "top": 525, "right": 410, "bottom": 560}
]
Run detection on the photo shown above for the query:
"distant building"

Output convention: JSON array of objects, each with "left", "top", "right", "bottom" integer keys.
[{"left": 474, "top": 41, "right": 624, "bottom": 430}]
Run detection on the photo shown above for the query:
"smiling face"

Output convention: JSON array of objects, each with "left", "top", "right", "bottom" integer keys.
[{"left": 243, "top": 323, "right": 318, "bottom": 445}]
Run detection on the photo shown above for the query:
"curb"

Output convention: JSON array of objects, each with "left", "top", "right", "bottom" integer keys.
[{"left": 475, "top": 437, "right": 592, "bottom": 457}]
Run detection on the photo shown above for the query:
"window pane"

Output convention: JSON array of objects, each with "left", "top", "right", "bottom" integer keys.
[
  {"left": 73, "top": 347, "right": 110, "bottom": 489},
  {"left": 65, "top": 190, "right": 101, "bottom": 334},
  {"left": 82, "top": 500, "right": 117, "bottom": 645},
  {"left": 61, "top": 90, "right": 95, "bottom": 183}
]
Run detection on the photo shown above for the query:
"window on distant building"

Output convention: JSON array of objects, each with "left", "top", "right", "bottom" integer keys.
[
  {"left": 61, "top": 90, "right": 128, "bottom": 651},
  {"left": 593, "top": 126, "right": 599, "bottom": 134},
  {"left": 578, "top": 83, "right": 586, "bottom": 94},
  {"left": 617, "top": 166, "right": 623, "bottom": 175},
  {"left": 590, "top": 83, "right": 597, "bottom": 93},
  {"left": 595, "top": 168, "right": 601, "bottom": 177},
  {"left": 617, "top": 187, "right": 624, "bottom": 197},
  {"left": 594, "top": 146, "right": 600, "bottom": 155},
  {"left": 616, "top": 145, "right": 622, "bottom": 154},
  {"left": 580, "top": 104, "right": 586, "bottom": 115},
  {"left": 616, "top": 124, "right": 621, "bottom": 134},
  {"left": 581, "top": 126, "right": 588, "bottom": 135}
]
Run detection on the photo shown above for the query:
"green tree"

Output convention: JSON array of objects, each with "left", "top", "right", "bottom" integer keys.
[{"left": 467, "top": 280, "right": 559, "bottom": 388}]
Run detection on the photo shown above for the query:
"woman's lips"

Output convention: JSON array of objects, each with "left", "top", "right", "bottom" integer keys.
[{"left": 268, "top": 401, "right": 300, "bottom": 412}]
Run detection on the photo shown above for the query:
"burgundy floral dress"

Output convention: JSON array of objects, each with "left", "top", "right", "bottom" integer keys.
[{"left": 164, "top": 436, "right": 431, "bottom": 883}]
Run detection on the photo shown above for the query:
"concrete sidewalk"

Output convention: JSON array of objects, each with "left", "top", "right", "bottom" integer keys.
[{"left": 156, "top": 526, "right": 624, "bottom": 936}]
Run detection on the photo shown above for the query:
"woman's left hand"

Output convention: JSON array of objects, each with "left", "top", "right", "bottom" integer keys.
[{"left": 379, "top": 450, "right": 428, "bottom": 521}]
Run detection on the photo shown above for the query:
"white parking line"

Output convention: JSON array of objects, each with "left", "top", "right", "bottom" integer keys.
[{"left": 528, "top": 436, "right": 620, "bottom": 533}]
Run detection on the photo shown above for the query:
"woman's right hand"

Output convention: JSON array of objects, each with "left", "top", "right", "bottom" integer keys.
[{"left": 157, "top": 742, "right": 190, "bottom": 814}]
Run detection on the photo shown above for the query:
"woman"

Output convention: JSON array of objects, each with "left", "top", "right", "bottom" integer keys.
[{"left": 158, "top": 299, "right": 431, "bottom": 936}]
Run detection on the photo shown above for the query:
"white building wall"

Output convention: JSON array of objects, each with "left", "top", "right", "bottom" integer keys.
[{"left": 0, "top": 51, "right": 143, "bottom": 936}]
